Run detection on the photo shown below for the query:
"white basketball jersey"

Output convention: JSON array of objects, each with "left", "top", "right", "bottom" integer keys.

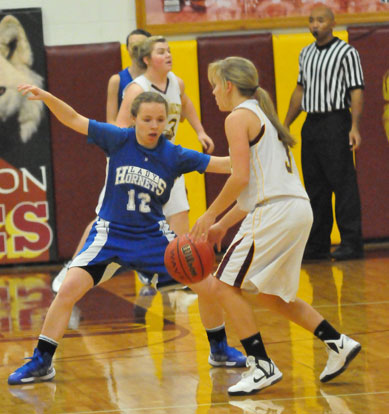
[
  {"left": 132, "top": 72, "right": 182, "bottom": 143},
  {"left": 235, "top": 99, "right": 308, "bottom": 212}
]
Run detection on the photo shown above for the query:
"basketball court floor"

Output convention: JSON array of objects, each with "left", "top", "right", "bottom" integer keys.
[{"left": 1, "top": 244, "right": 388, "bottom": 414}]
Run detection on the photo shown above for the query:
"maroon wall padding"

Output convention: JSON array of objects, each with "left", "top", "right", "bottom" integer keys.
[
  {"left": 197, "top": 34, "right": 276, "bottom": 249},
  {"left": 46, "top": 42, "right": 122, "bottom": 259},
  {"left": 349, "top": 26, "right": 389, "bottom": 240}
]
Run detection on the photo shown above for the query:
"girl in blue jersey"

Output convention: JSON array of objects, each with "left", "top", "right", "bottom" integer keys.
[
  {"left": 52, "top": 29, "right": 153, "bottom": 292},
  {"left": 8, "top": 86, "right": 243, "bottom": 385},
  {"left": 106, "top": 29, "right": 151, "bottom": 124}
]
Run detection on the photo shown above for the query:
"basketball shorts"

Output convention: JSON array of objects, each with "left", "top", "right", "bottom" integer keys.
[
  {"left": 216, "top": 197, "right": 313, "bottom": 302},
  {"left": 70, "top": 217, "right": 176, "bottom": 286},
  {"left": 162, "top": 175, "right": 189, "bottom": 219}
]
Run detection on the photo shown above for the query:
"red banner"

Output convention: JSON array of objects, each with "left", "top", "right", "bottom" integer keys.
[{"left": 0, "top": 8, "right": 56, "bottom": 264}]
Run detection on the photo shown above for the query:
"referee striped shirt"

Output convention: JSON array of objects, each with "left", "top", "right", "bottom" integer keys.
[{"left": 297, "top": 37, "right": 364, "bottom": 113}]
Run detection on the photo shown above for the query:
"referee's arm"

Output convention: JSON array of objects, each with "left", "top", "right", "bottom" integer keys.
[
  {"left": 349, "top": 88, "right": 364, "bottom": 151},
  {"left": 284, "top": 84, "right": 304, "bottom": 129}
]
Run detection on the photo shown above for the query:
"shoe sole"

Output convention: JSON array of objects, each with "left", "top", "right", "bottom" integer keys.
[
  {"left": 320, "top": 344, "right": 362, "bottom": 383},
  {"left": 228, "top": 372, "right": 283, "bottom": 396},
  {"left": 208, "top": 356, "right": 246, "bottom": 368},
  {"left": 8, "top": 368, "right": 56, "bottom": 385}
]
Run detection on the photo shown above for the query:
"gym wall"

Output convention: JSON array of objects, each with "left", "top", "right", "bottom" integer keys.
[{"left": 33, "top": 27, "right": 389, "bottom": 260}]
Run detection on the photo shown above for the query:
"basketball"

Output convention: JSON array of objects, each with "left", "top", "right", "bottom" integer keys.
[{"left": 164, "top": 234, "right": 215, "bottom": 285}]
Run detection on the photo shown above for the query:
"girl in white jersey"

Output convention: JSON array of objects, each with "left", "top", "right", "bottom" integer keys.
[{"left": 191, "top": 57, "right": 361, "bottom": 395}]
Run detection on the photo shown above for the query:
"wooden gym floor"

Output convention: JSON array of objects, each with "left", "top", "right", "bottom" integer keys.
[{"left": 1, "top": 244, "right": 388, "bottom": 414}]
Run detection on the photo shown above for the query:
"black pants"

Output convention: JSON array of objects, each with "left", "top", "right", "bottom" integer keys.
[{"left": 301, "top": 110, "right": 362, "bottom": 254}]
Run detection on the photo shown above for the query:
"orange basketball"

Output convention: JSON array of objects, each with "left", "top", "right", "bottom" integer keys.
[{"left": 164, "top": 234, "right": 215, "bottom": 285}]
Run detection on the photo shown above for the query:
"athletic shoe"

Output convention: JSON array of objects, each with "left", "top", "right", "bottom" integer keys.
[
  {"left": 320, "top": 334, "right": 361, "bottom": 382},
  {"left": 51, "top": 260, "right": 71, "bottom": 293},
  {"left": 228, "top": 356, "right": 283, "bottom": 396},
  {"left": 8, "top": 349, "right": 55, "bottom": 385},
  {"left": 229, "top": 398, "right": 285, "bottom": 413},
  {"left": 208, "top": 338, "right": 246, "bottom": 367}
]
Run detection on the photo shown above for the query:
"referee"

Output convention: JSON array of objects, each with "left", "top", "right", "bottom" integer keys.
[{"left": 284, "top": 5, "right": 364, "bottom": 261}]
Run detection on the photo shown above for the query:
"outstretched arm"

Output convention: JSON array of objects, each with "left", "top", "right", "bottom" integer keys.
[
  {"left": 18, "top": 84, "right": 89, "bottom": 135},
  {"left": 178, "top": 77, "right": 215, "bottom": 154}
]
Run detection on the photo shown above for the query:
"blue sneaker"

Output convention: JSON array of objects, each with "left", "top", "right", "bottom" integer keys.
[
  {"left": 8, "top": 348, "right": 55, "bottom": 385},
  {"left": 208, "top": 338, "right": 247, "bottom": 367}
]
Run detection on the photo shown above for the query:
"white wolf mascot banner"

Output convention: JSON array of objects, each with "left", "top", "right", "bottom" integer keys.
[{"left": 0, "top": 8, "right": 56, "bottom": 264}]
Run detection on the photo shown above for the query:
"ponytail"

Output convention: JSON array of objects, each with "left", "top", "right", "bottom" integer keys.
[
  {"left": 208, "top": 56, "right": 296, "bottom": 149},
  {"left": 254, "top": 87, "right": 296, "bottom": 148}
]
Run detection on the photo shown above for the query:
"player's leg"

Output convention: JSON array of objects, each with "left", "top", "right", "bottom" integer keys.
[
  {"left": 189, "top": 277, "right": 246, "bottom": 368},
  {"left": 9, "top": 219, "right": 121, "bottom": 385},
  {"left": 8, "top": 266, "right": 94, "bottom": 385},
  {"left": 209, "top": 277, "right": 282, "bottom": 395},
  {"left": 257, "top": 293, "right": 361, "bottom": 382},
  {"left": 51, "top": 219, "right": 95, "bottom": 292},
  {"left": 143, "top": 230, "right": 246, "bottom": 368},
  {"left": 210, "top": 199, "right": 312, "bottom": 395}
]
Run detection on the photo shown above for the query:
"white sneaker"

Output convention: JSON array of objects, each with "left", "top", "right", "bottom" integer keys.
[
  {"left": 51, "top": 261, "right": 71, "bottom": 293},
  {"left": 320, "top": 334, "right": 361, "bottom": 382},
  {"left": 229, "top": 398, "right": 284, "bottom": 414},
  {"left": 228, "top": 356, "right": 283, "bottom": 396}
]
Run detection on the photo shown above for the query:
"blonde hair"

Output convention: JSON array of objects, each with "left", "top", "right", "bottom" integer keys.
[
  {"left": 132, "top": 35, "right": 167, "bottom": 70},
  {"left": 208, "top": 56, "right": 295, "bottom": 148}
]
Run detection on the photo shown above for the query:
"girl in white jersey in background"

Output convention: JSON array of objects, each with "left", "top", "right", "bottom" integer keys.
[{"left": 191, "top": 57, "right": 361, "bottom": 395}]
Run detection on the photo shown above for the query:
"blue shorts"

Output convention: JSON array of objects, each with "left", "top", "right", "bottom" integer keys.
[{"left": 70, "top": 217, "right": 175, "bottom": 286}]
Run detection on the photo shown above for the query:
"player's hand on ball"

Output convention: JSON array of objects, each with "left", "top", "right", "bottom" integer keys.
[
  {"left": 208, "top": 223, "right": 226, "bottom": 252},
  {"left": 191, "top": 211, "right": 216, "bottom": 242}
]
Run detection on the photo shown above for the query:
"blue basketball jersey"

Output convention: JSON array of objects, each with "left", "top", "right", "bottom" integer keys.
[
  {"left": 118, "top": 68, "right": 133, "bottom": 107},
  {"left": 87, "top": 120, "right": 210, "bottom": 234}
]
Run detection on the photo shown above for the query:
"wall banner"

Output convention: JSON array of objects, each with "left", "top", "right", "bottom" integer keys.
[{"left": 0, "top": 8, "right": 56, "bottom": 264}]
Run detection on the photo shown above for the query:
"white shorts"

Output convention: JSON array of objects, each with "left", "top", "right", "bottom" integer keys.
[
  {"left": 162, "top": 174, "right": 189, "bottom": 219},
  {"left": 216, "top": 197, "right": 313, "bottom": 302}
]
